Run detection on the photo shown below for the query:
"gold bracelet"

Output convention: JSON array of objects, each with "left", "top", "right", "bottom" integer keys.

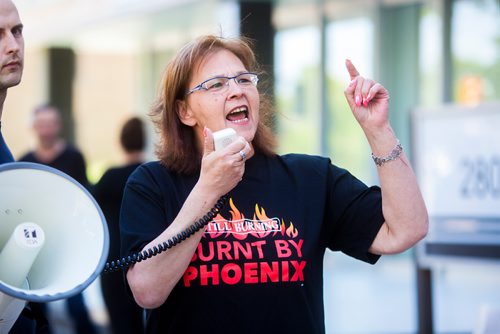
[{"left": 371, "top": 140, "right": 403, "bottom": 167}]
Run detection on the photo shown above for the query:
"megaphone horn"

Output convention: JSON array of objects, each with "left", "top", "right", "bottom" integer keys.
[{"left": 0, "top": 162, "right": 109, "bottom": 333}]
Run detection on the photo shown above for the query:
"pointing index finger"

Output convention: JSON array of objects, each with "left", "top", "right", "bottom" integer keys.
[{"left": 345, "top": 59, "right": 360, "bottom": 80}]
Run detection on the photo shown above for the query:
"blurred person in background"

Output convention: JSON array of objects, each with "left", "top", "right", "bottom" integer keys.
[
  {"left": 119, "top": 35, "right": 428, "bottom": 333},
  {"left": 18, "top": 104, "right": 97, "bottom": 334},
  {"left": 19, "top": 105, "right": 87, "bottom": 185},
  {"left": 93, "top": 116, "right": 146, "bottom": 334}
]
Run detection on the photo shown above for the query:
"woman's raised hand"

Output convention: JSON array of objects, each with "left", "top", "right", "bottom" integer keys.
[{"left": 344, "top": 59, "right": 390, "bottom": 132}]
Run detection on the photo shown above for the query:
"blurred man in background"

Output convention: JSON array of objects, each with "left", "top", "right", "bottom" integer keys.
[
  {"left": 19, "top": 105, "right": 88, "bottom": 186},
  {"left": 19, "top": 104, "right": 97, "bottom": 334}
]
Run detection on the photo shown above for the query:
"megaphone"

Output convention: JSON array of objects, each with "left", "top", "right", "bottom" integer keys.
[{"left": 0, "top": 162, "right": 109, "bottom": 333}]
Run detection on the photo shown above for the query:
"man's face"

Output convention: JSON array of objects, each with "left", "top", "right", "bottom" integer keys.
[
  {"left": 33, "top": 108, "right": 61, "bottom": 142},
  {"left": 0, "top": 0, "right": 23, "bottom": 91}
]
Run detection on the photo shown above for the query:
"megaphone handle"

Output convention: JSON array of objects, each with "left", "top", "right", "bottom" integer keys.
[{"left": 103, "top": 194, "right": 229, "bottom": 274}]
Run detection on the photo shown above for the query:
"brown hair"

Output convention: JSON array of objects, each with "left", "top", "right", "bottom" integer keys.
[
  {"left": 120, "top": 117, "right": 145, "bottom": 153},
  {"left": 150, "top": 35, "right": 276, "bottom": 175}
]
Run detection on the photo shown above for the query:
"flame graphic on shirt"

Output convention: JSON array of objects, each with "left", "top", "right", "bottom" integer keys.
[{"left": 204, "top": 198, "right": 298, "bottom": 240}]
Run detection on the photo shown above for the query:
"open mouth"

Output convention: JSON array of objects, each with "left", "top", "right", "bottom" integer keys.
[{"left": 226, "top": 106, "right": 249, "bottom": 124}]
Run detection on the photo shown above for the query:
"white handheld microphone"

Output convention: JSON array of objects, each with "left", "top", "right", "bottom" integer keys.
[{"left": 213, "top": 128, "right": 237, "bottom": 151}]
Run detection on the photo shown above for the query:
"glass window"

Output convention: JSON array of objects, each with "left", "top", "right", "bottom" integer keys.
[
  {"left": 419, "top": 3, "right": 443, "bottom": 107},
  {"left": 326, "top": 16, "right": 374, "bottom": 183},
  {"left": 275, "top": 26, "right": 321, "bottom": 154},
  {"left": 452, "top": 0, "right": 500, "bottom": 105}
]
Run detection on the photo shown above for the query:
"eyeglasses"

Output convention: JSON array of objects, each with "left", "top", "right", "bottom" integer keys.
[{"left": 186, "top": 72, "right": 259, "bottom": 95}]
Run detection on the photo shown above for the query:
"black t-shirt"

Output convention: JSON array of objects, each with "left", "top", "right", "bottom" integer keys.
[
  {"left": 92, "top": 163, "right": 141, "bottom": 261},
  {"left": 120, "top": 153, "right": 384, "bottom": 334},
  {"left": 19, "top": 145, "right": 88, "bottom": 188}
]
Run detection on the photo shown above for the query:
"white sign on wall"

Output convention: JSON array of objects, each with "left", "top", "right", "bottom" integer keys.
[{"left": 412, "top": 102, "right": 500, "bottom": 264}]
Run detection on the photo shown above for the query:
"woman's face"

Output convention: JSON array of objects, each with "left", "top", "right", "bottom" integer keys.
[{"left": 180, "top": 49, "right": 260, "bottom": 145}]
